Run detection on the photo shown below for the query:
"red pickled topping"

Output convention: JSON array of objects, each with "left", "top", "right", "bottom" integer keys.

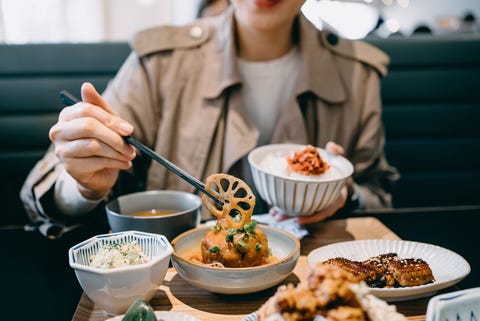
[{"left": 287, "top": 145, "right": 330, "bottom": 175}]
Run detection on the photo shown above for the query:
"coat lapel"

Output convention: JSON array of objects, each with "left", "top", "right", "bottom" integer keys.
[
  {"left": 199, "top": 8, "right": 259, "bottom": 172},
  {"left": 271, "top": 16, "right": 349, "bottom": 145},
  {"left": 223, "top": 90, "right": 259, "bottom": 172}
]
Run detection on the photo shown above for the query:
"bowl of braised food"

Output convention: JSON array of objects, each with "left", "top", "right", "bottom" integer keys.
[
  {"left": 248, "top": 143, "right": 354, "bottom": 216},
  {"left": 170, "top": 173, "right": 300, "bottom": 294}
]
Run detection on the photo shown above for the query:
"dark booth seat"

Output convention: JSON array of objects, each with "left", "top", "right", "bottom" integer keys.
[
  {"left": 1, "top": 35, "right": 480, "bottom": 227},
  {"left": 0, "top": 43, "right": 131, "bottom": 226},
  {"left": 371, "top": 34, "right": 480, "bottom": 208}
]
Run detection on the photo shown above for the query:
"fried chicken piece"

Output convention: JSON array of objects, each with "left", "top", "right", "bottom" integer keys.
[
  {"left": 325, "top": 306, "right": 366, "bottom": 321},
  {"left": 257, "top": 263, "right": 408, "bottom": 321},
  {"left": 387, "top": 258, "right": 435, "bottom": 287},
  {"left": 258, "top": 264, "right": 363, "bottom": 321},
  {"left": 257, "top": 283, "right": 318, "bottom": 321},
  {"left": 307, "top": 262, "right": 361, "bottom": 307}
]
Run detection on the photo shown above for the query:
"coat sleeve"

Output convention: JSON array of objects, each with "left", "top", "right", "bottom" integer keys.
[
  {"left": 352, "top": 68, "right": 400, "bottom": 209},
  {"left": 19, "top": 53, "right": 153, "bottom": 238},
  {"left": 19, "top": 143, "right": 108, "bottom": 238}
]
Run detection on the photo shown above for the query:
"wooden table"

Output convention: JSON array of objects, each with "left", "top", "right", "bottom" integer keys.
[{"left": 71, "top": 217, "right": 432, "bottom": 321}]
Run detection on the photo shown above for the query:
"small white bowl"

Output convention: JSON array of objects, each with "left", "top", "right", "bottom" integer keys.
[
  {"left": 170, "top": 225, "right": 300, "bottom": 294},
  {"left": 106, "top": 190, "right": 201, "bottom": 241},
  {"left": 248, "top": 143, "right": 354, "bottom": 216},
  {"left": 69, "top": 231, "right": 173, "bottom": 315}
]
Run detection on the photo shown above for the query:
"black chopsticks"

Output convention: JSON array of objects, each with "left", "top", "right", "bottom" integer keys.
[{"left": 59, "top": 90, "right": 224, "bottom": 207}]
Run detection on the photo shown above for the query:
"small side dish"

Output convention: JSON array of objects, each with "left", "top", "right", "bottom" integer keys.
[
  {"left": 69, "top": 231, "right": 173, "bottom": 315},
  {"left": 171, "top": 174, "right": 300, "bottom": 294},
  {"left": 171, "top": 224, "right": 300, "bottom": 294}
]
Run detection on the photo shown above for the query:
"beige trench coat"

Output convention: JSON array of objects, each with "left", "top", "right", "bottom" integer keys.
[{"left": 21, "top": 8, "right": 399, "bottom": 236}]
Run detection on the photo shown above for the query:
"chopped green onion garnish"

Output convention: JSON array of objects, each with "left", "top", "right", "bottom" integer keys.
[
  {"left": 244, "top": 220, "right": 257, "bottom": 234},
  {"left": 237, "top": 239, "right": 250, "bottom": 249},
  {"left": 225, "top": 233, "right": 234, "bottom": 242}
]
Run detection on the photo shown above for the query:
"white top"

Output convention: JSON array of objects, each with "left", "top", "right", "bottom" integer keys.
[
  {"left": 237, "top": 47, "right": 301, "bottom": 145},
  {"left": 238, "top": 48, "right": 301, "bottom": 209}
]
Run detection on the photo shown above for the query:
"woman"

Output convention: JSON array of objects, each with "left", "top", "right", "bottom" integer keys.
[{"left": 21, "top": 0, "right": 398, "bottom": 238}]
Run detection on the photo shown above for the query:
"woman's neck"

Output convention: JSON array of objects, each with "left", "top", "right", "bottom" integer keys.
[{"left": 234, "top": 18, "right": 295, "bottom": 61}]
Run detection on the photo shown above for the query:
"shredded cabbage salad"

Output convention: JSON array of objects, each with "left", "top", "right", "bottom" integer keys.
[{"left": 89, "top": 241, "right": 150, "bottom": 269}]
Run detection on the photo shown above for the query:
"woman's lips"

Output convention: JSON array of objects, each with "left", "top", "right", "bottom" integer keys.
[{"left": 254, "top": 0, "right": 282, "bottom": 9}]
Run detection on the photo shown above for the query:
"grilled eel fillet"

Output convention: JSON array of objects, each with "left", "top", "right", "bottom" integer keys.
[
  {"left": 323, "top": 253, "right": 434, "bottom": 288},
  {"left": 322, "top": 257, "right": 385, "bottom": 284},
  {"left": 387, "top": 258, "right": 435, "bottom": 287}
]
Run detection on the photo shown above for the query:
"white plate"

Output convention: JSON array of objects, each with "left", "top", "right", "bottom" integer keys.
[
  {"left": 307, "top": 239, "right": 471, "bottom": 301},
  {"left": 106, "top": 311, "right": 202, "bottom": 321}
]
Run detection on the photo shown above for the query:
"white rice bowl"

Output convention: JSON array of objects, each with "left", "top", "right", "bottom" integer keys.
[{"left": 248, "top": 144, "right": 354, "bottom": 216}]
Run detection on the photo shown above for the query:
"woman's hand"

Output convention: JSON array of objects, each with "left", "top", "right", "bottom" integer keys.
[
  {"left": 49, "top": 82, "right": 136, "bottom": 200},
  {"left": 270, "top": 141, "right": 350, "bottom": 224}
]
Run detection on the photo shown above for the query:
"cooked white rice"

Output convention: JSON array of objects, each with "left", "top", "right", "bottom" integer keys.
[{"left": 259, "top": 154, "right": 343, "bottom": 181}]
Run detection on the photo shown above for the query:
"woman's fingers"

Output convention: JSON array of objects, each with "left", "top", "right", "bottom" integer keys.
[
  {"left": 325, "top": 141, "right": 345, "bottom": 156},
  {"left": 48, "top": 82, "right": 135, "bottom": 198},
  {"left": 56, "top": 138, "right": 134, "bottom": 162},
  {"left": 56, "top": 103, "right": 133, "bottom": 136},
  {"left": 51, "top": 117, "right": 135, "bottom": 157},
  {"left": 50, "top": 100, "right": 136, "bottom": 158},
  {"left": 269, "top": 207, "right": 291, "bottom": 222},
  {"left": 62, "top": 156, "right": 132, "bottom": 174}
]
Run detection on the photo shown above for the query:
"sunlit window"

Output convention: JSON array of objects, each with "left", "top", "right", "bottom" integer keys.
[
  {"left": 302, "top": 0, "right": 479, "bottom": 39},
  {"left": 302, "top": 0, "right": 379, "bottom": 39},
  {"left": 0, "top": 0, "right": 199, "bottom": 44}
]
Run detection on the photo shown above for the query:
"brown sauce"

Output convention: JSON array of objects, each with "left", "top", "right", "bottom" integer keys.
[
  {"left": 131, "top": 209, "right": 177, "bottom": 217},
  {"left": 184, "top": 245, "right": 279, "bottom": 268}
]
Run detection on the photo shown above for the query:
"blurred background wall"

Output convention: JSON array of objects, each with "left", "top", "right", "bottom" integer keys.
[{"left": 0, "top": 0, "right": 478, "bottom": 44}]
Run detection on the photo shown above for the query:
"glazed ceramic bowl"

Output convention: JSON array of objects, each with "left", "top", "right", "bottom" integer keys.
[
  {"left": 69, "top": 231, "right": 173, "bottom": 315},
  {"left": 106, "top": 190, "right": 201, "bottom": 241},
  {"left": 170, "top": 225, "right": 300, "bottom": 294},
  {"left": 248, "top": 143, "right": 354, "bottom": 216}
]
